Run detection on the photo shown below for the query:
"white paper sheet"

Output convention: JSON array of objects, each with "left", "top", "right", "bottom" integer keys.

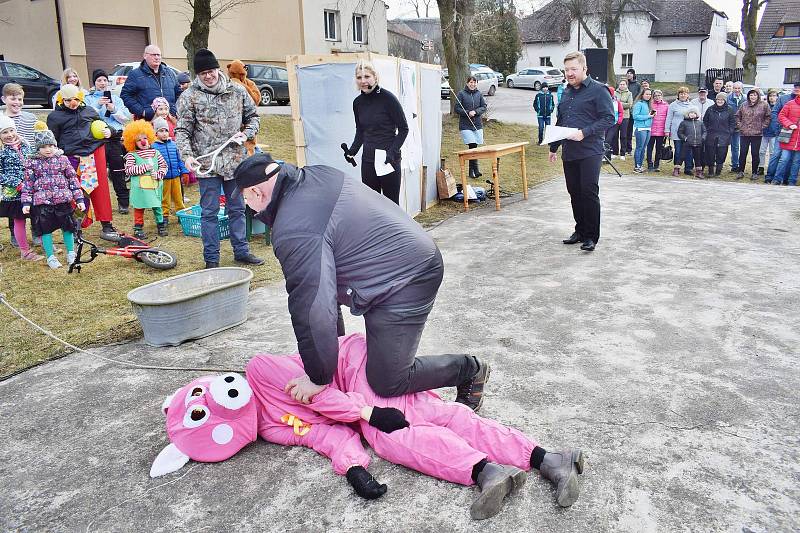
[
  {"left": 540, "top": 125, "right": 580, "bottom": 145},
  {"left": 373, "top": 149, "right": 395, "bottom": 176}
]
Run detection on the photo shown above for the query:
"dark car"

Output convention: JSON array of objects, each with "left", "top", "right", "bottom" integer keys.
[
  {"left": 245, "top": 63, "right": 289, "bottom": 106},
  {"left": 0, "top": 61, "right": 61, "bottom": 108}
]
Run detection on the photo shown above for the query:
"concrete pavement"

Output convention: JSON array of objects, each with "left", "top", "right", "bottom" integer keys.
[{"left": 1, "top": 175, "right": 799, "bottom": 532}]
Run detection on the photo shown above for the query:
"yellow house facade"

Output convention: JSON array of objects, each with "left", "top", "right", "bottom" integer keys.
[{"left": 0, "top": 0, "right": 388, "bottom": 83}]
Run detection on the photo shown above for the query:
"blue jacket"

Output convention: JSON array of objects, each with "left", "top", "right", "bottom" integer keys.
[
  {"left": 632, "top": 100, "right": 654, "bottom": 130},
  {"left": 120, "top": 61, "right": 181, "bottom": 120},
  {"left": 83, "top": 90, "right": 131, "bottom": 131},
  {"left": 765, "top": 93, "right": 793, "bottom": 137},
  {"left": 533, "top": 90, "right": 554, "bottom": 118},
  {"left": 153, "top": 139, "right": 189, "bottom": 179}
]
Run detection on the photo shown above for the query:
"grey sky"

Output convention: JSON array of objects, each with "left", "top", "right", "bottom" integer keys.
[{"left": 384, "top": 0, "right": 747, "bottom": 33}]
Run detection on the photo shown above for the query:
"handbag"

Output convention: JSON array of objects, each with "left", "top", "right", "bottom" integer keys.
[
  {"left": 660, "top": 141, "right": 674, "bottom": 161},
  {"left": 777, "top": 127, "right": 793, "bottom": 144}
]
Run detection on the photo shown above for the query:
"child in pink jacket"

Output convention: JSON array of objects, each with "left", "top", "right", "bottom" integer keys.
[{"left": 152, "top": 333, "right": 585, "bottom": 520}]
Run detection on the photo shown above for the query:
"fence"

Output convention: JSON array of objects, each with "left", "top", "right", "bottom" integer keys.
[{"left": 704, "top": 68, "right": 744, "bottom": 89}]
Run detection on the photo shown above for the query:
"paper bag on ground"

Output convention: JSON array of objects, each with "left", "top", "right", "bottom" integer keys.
[{"left": 436, "top": 167, "right": 457, "bottom": 199}]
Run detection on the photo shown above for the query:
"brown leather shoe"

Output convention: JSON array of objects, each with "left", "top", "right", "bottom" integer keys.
[{"left": 456, "top": 358, "right": 491, "bottom": 412}]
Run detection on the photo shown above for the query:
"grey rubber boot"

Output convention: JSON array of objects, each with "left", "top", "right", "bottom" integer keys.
[
  {"left": 538, "top": 449, "right": 584, "bottom": 507},
  {"left": 470, "top": 463, "right": 527, "bottom": 520}
]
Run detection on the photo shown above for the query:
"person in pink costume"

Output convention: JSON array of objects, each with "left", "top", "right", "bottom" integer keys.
[
  {"left": 151, "top": 334, "right": 585, "bottom": 519},
  {"left": 646, "top": 88, "right": 671, "bottom": 171}
]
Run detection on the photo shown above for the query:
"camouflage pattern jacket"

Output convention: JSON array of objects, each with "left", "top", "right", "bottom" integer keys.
[{"left": 175, "top": 74, "right": 260, "bottom": 180}]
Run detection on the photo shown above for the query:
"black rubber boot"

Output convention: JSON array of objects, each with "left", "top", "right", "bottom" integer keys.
[
  {"left": 133, "top": 225, "right": 146, "bottom": 240},
  {"left": 157, "top": 222, "right": 168, "bottom": 237},
  {"left": 470, "top": 463, "right": 527, "bottom": 520},
  {"left": 538, "top": 449, "right": 585, "bottom": 507}
]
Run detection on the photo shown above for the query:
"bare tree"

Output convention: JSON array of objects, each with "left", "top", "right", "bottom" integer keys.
[
  {"left": 179, "top": 0, "right": 257, "bottom": 74},
  {"left": 439, "top": 0, "right": 476, "bottom": 112},
  {"left": 406, "top": 0, "right": 435, "bottom": 17},
  {"left": 740, "top": 0, "right": 766, "bottom": 84}
]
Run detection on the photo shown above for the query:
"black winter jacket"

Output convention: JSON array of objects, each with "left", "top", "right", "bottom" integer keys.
[
  {"left": 348, "top": 86, "right": 409, "bottom": 163},
  {"left": 677, "top": 118, "right": 706, "bottom": 147},
  {"left": 46, "top": 104, "right": 105, "bottom": 157},
  {"left": 703, "top": 102, "right": 736, "bottom": 146},
  {"left": 455, "top": 87, "right": 487, "bottom": 131}
]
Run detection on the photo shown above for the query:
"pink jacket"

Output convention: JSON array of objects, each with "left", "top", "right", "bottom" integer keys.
[
  {"left": 778, "top": 97, "right": 800, "bottom": 151},
  {"left": 649, "top": 100, "right": 670, "bottom": 137},
  {"left": 154, "top": 334, "right": 536, "bottom": 486}
]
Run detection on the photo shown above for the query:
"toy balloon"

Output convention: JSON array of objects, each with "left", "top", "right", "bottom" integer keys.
[{"left": 90, "top": 120, "right": 108, "bottom": 140}]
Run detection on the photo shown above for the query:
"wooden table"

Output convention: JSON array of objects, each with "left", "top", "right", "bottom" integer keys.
[{"left": 455, "top": 141, "right": 529, "bottom": 211}]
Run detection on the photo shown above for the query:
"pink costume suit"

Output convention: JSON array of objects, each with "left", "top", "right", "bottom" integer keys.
[{"left": 245, "top": 333, "right": 538, "bottom": 485}]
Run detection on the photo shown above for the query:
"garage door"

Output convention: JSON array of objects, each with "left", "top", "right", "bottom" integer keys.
[
  {"left": 83, "top": 24, "right": 149, "bottom": 77},
  {"left": 655, "top": 49, "right": 687, "bottom": 82}
]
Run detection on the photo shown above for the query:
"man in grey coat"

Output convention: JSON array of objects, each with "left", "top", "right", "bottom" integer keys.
[{"left": 232, "top": 153, "right": 489, "bottom": 410}]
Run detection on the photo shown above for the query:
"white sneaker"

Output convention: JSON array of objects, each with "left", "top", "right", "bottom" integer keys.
[
  {"left": 610, "top": 154, "right": 617, "bottom": 159},
  {"left": 620, "top": 155, "right": 626, "bottom": 161},
  {"left": 47, "top": 255, "right": 62, "bottom": 269},
  {"left": 67, "top": 251, "right": 76, "bottom": 265}
]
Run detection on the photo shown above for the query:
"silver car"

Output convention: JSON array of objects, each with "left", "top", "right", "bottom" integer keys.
[
  {"left": 506, "top": 68, "right": 564, "bottom": 90},
  {"left": 441, "top": 70, "right": 499, "bottom": 99}
]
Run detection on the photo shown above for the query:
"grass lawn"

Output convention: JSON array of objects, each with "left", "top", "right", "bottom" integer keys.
[{"left": 0, "top": 113, "right": 772, "bottom": 377}]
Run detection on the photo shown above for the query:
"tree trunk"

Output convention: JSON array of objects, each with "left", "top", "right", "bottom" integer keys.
[
  {"left": 439, "top": 0, "right": 475, "bottom": 113},
  {"left": 605, "top": 17, "right": 617, "bottom": 86},
  {"left": 183, "top": 0, "right": 211, "bottom": 76},
  {"left": 740, "top": 0, "right": 760, "bottom": 84}
]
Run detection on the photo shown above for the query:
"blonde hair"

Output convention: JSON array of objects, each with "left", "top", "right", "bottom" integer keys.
[
  {"left": 563, "top": 51, "right": 587, "bottom": 68},
  {"left": 677, "top": 86, "right": 689, "bottom": 95},
  {"left": 2, "top": 83, "right": 24, "bottom": 97},
  {"left": 354, "top": 60, "right": 379, "bottom": 88},
  {"left": 61, "top": 68, "right": 82, "bottom": 88}
]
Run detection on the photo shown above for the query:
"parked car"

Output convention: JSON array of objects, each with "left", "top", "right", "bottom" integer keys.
[
  {"left": 440, "top": 69, "right": 498, "bottom": 99},
  {"left": 108, "top": 62, "right": 181, "bottom": 95},
  {"left": 245, "top": 64, "right": 289, "bottom": 106},
  {"left": 505, "top": 68, "right": 564, "bottom": 90},
  {"left": 493, "top": 70, "right": 505, "bottom": 84},
  {"left": 0, "top": 61, "right": 61, "bottom": 108}
]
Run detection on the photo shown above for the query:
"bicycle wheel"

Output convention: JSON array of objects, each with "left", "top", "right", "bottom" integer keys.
[{"left": 137, "top": 248, "right": 178, "bottom": 270}]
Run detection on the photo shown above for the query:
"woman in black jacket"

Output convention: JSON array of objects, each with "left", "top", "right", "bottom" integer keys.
[
  {"left": 455, "top": 76, "right": 487, "bottom": 178},
  {"left": 345, "top": 62, "right": 409, "bottom": 205},
  {"left": 46, "top": 84, "right": 119, "bottom": 240},
  {"left": 703, "top": 92, "right": 736, "bottom": 176}
]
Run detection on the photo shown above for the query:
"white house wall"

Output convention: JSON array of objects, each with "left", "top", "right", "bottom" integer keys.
[
  {"left": 518, "top": 12, "right": 731, "bottom": 86},
  {"left": 755, "top": 55, "right": 800, "bottom": 90},
  {"left": 302, "top": 0, "right": 388, "bottom": 55}
]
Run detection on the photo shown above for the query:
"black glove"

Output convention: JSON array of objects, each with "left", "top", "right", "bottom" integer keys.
[
  {"left": 368, "top": 406, "right": 409, "bottom": 433},
  {"left": 346, "top": 466, "right": 387, "bottom": 500}
]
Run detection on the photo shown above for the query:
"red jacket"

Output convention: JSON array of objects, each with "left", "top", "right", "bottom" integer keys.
[{"left": 778, "top": 96, "right": 800, "bottom": 151}]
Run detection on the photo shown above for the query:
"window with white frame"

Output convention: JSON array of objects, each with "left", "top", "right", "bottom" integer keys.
[
  {"left": 352, "top": 13, "right": 367, "bottom": 44},
  {"left": 324, "top": 10, "right": 339, "bottom": 41},
  {"left": 540, "top": 56, "right": 551, "bottom": 66},
  {"left": 621, "top": 53, "right": 633, "bottom": 68}
]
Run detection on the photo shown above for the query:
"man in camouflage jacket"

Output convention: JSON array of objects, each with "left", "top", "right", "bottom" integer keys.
[{"left": 175, "top": 48, "right": 263, "bottom": 268}]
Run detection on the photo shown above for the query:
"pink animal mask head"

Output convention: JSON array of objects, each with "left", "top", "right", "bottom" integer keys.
[{"left": 150, "top": 373, "right": 258, "bottom": 477}]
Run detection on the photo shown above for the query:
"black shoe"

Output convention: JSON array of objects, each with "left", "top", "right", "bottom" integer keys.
[
  {"left": 133, "top": 226, "right": 146, "bottom": 240},
  {"left": 562, "top": 232, "right": 582, "bottom": 245},
  {"left": 157, "top": 222, "right": 168, "bottom": 237},
  {"left": 118, "top": 206, "right": 129, "bottom": 215},
  {"left": 715, "top": 168, "right": 722, "bottom": 176},
  {"left": 580, "top": 239, "right": 595, "bottom": 251},
  {"left": 757, "top": 167, "right": 764, "bottom": 175},
  {"left": 475, "top": 171, "right": 482, "bottom": 178},
  {"left": 205, "top": 261, "right": 219, "bottom": 269},
  {"left": 455, "top": 358, "right": 491, "bottom": 412},
  {"left": 100, "top": 222, "right": 121, "bottom": 242},
  {"left": 234, "top": 253, "right": 265, "bottom": 265}
]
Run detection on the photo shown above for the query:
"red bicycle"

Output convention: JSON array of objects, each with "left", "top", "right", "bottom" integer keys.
[{"left": 68, "top": 232, "right": 177, "bottom": 273}]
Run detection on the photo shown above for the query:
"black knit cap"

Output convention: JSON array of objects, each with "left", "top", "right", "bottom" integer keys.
[
  {"left": 92, "top": 69, "right": 108, "bottom": 85},
  {"left": 193, "top": 48, "right": 220, "bottom": 74},
  {"left": 233, "top": 153, "right": 278, "bottom": 195}
]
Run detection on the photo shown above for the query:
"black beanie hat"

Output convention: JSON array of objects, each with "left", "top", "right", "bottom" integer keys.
[
  {"left": 92, "top": 69, "right": 108, "bottom": 85},
  {"left": 193, "top": 49, "right": 220, "bottom": 74},
  {"left": 233, "top": 152, "right": 278, "bottom": 192}
]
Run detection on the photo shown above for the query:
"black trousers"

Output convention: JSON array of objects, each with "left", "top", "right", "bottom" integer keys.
[
  {"left": 682, "top": 144, "right": 704, "bottom": 167},
  {"left": 618, "top": 118, "right": 630, "bottom": 155},
  {"left": 705, "top": 139, "right": 729, "bottom": 168},
  {"left": 361, "top": 160, "right": 401, "bottom": 205},
  {"left": 646, "top": 135, "right": 665, "bottom": 168},
  {"left": 738, "top": 135, "right": 762, "bottom": 174},
  {"left": 338, "top": 250, "right": 476, "bottom": 397},
  {"left": 605, "top": 124, "right": 620, "bottom": 157},
  {"left": 625, "top": 117, "right": 634, "bottom": 154},
  {"left": 105, "top": 139, "right": 129, "bottom": 208},
  {"left": 563, "top": 155, "right": 602, "bottom": 243}
]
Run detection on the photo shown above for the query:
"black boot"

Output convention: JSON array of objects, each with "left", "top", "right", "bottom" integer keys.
[
  {"left": 157, "top": 221, "right": 168, "bottom": 237},
  {"left": 538, "top": 449, "right": 585, "bottom": 507},
  {"left": 471, "top": 463, "right": 527, "bottom": 520},
  {"left": 133, "top": 225, "right": 146, "bottom": 239},
  {"left": 100, "top": 222, "right": 120, "bottom": 242}
]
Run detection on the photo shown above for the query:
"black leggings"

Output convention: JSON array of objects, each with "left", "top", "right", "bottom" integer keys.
[
  {"left": 738, "top": 136, "right": 762, "bottom": 174},
  {"left": 646, "top": 135, "right": 665, "bottom": 168},
  {"left": 104, "top": 139, "right": 129, "bottom": 208},
  {"left": 361, "top": 160, "right": 401, "bottom": 205}
]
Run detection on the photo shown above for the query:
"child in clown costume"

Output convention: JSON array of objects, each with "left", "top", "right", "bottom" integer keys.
[
  {"left": 122, "top": 120, "right": 167, "bottom": 239},
  {"left": 152, "top": 334, "right": 585, "bottom": 520}
]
